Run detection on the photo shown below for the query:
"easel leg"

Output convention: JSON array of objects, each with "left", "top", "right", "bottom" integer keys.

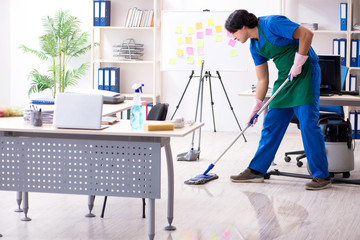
[
  {"left": 216, "top": 71, "right": 247, "bottom": 142},
  {"left": 207, "top": 72, "right": 217, "bottom": 132},
  {"left": 171, "top": 71, "right": 195, "bottom": 120}
]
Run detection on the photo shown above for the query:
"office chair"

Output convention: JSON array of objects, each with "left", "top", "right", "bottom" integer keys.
[
  {"left": 100, "top": 103, "right": 169, "bottom": 219},
  {"left": 284, "top": 65, "right": 348, "bottom": 167}
]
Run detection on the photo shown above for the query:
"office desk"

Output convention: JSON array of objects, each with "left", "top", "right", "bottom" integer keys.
[
  {"left": 239, "top": 89, "right": 360, "bottom": 107},
  {"left": 0, "top": 117, "right": 204, "bottom": 240}
]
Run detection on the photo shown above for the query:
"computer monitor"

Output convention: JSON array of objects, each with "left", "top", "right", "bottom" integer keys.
[{"left": 318, "top": 54, "right": 341, "bottom": 96}]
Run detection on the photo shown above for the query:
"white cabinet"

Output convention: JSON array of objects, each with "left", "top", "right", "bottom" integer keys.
[
  {"left": 281, "top": 0, "right": 360, "bottom": 89},
  {"left": 91, "top": 0, "right": 162, "bottom": 103}
]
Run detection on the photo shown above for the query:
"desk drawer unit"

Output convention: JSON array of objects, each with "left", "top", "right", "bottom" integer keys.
[{"left": 0, "top": 136, "right": 161, "bottom": 199}]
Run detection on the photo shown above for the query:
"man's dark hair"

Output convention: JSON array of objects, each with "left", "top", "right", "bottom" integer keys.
[{"left": 225, "top": 9, "right": 259, "bottom": 33}]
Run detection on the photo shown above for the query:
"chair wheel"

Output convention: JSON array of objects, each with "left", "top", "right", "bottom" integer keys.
[
  {"left": 284, "top": 156, "right": 291, "bottom": 162},
  {"left": 343, "top": 172, "right": 350, "bottom": 178},
  {"left": 296, "top": 161, "right": 303, "bottom": 167}
]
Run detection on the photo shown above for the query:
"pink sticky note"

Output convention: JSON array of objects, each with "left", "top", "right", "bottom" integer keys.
[
  {"left": 227, "top": 30, "right": 232, "bottom": 38},
  {"left": 197, "top": 32, "right": 204, "bottom": 39},
  {"left": 186, "top": 47, "right": 194, "bottom": 55},
  {"left": 205, "top": 28, "right": 212, "bottom": 36},
  {"left": 228, "top": 39, "right": 236, "bottom": 47},
  {"left": 197, "top": 48, "right": 204, "bottom": 56}
]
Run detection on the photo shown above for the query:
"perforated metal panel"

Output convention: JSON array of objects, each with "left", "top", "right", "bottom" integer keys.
[{"left": 0, "top": 136, "right": 161, "bottom": 199}]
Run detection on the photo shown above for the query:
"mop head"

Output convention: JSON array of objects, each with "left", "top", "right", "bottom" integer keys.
[{"left": 184, "top": 173, "right": 219, "bottom": 185}]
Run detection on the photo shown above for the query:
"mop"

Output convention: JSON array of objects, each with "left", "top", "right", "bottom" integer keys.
[{"left": 184, "top": 76, "right": 291, "bottom": 185}]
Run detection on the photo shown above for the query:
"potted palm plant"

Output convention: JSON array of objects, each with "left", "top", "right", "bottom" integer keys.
[{"left": 19, "top": 9, "right": 91, "bottom": 98}]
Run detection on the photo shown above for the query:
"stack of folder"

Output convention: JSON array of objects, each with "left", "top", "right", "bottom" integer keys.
[
  {"left": 98, "top": 67, "right": 120, "bottom": 92},
  {"left": 94, "top": 0, "right": 111, "bottom": 26},
  {"left": 333, "top": 38, "right": 347, "bottom": 66},
  {"left": 349, "top": 111, "right": 360, "bottom": 139}
]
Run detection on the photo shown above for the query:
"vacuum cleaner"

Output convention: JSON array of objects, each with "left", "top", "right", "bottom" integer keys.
[{"left": 318, "top": 116, "right": 355, "bottom": 178}]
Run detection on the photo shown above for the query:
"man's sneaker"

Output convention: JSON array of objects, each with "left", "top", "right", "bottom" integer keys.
[
  {"left": 305, "top": 177, "right": 331, "bottom": 190},
  {"left": 230, "top": 168, "right": 264, "bottom": 183}
]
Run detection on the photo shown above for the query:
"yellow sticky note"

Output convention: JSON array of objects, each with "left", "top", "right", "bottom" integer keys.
[
  {"left": 196, "top": 22, "right": 203, "bottom": 30},
  {"left": 230, "top": 49, "right": 237, "bottom": 57},
  {"left": 175, "top": 26, "right": 182, "bottom": 34},
  {"left": 215, "top": 34, "right": 222, "bottom": 42},
  {"left": 197, "top": 40, "right": 204, "bottom": 47},
  {"left": 187, "top": 27, "right": 194, "bottom": 35},
  {"left": 176, "top": 37, "right": 184, "bottom": 45},
  {"left": 215, "top": 25, "right": 222, "bottom": 33},
  {"left": 207, "top": 19, "right": 214, "bottom": 26},
  {"left": 176, "top": 49, "right": 183, "bottom": 57},
  {"left": 197, "top": 59, "right": 203, "bottom": 66},
  {"left": 186, "top": 57, "right": 194, "bottom": 64},
  {"left": 185, "top": 37, "right": 192, "bottom": 44},
  {"left": 169, "top": 58, "right": 176, "bottom": 65}
]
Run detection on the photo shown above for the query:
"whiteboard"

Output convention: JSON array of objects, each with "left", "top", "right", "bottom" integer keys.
[{"left": 161, "top": 11, "right": 249, "bottom": 72}]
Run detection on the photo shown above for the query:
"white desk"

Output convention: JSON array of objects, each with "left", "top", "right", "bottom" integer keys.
[
  {"left": 239, "top": 89, "right": 360, "bottom": 107},
  {"left": 0, "top": 117, "right": 204, "bottom": 240}
]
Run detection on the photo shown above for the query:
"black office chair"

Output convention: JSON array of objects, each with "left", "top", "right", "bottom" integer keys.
[{"left": 100, "top": 103, "right": 169, "bottom": 219}]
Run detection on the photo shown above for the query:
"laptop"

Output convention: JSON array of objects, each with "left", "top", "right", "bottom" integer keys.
[{"left": 53, "top": 93, "right": 107, "bottom": 129}]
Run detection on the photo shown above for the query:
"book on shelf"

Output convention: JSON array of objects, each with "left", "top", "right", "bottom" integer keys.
[{"left": 125, "top": 7, "right": 154, "bottom": 27}]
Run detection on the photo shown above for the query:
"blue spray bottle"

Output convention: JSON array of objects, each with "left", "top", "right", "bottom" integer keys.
[{"left": 130, "top": 83, "right": 144, "bottom": 130}]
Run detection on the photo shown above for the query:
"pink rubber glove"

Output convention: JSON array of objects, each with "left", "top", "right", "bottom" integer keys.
[
  {"left": 288, "top": 52, "right": 308, "bottom": 81},
  {"left": 247, "top": 99, "right": 264, "bottom": 126}
]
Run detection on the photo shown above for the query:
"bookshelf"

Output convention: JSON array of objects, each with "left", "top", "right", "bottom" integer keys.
[
  {"left": 281, "top": 0, "right": 360, "bottom": 91},
  {"left": 91, "top": 0, "right": 162, "bottom": 104}
]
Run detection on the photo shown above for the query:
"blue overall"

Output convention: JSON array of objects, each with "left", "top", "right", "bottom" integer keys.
[{"left": 248, "top": 16, "right": 329, "bottom": 178}]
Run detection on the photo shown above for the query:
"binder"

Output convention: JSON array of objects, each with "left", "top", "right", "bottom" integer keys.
[
  {"left": 349, "top": 74, "right": 357, "bottom": 91},
  {"left": 333, "top": 39, "right": 340, "bottom": 56},
  {"left": 100, "top": 1, "right": 111, "bottom": 26},
  {"left": 339, "top": 38, "right": 346, "bottom": 66},
  {"left": 358, "top": 39, "right": 360, "bottom": 67},
  {"left": 110, "top": 68, "right": 120, "bottom": 92},
  {"left": 98, "top": 68, "right": 104, "bottom": 90},
  {"left": 351, "top": 39, "right": 358, "bottom": 67},
  {"left": 349, "top": 111, "right": 356, "bottom": 139},
  {"left": 340, "top": 2, "right": 347, "bottom": 31},
  {"left": 104, "top": 68, "right": 110, "bottom": 91},
  {"left": 94, "top": 1, "right": 100, "bottom": 26},
  {"left": 357, "top": 112, "right": 360, "bottom": 139}
]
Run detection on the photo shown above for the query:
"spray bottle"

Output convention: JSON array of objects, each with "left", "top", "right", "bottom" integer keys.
[{"left": 130, "top": 83, "right": 144, "bottom": 130}]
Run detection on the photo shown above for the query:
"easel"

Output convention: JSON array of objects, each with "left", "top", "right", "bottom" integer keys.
[{"left": 173, "top": 61, "right": 246, "bottom": 161}]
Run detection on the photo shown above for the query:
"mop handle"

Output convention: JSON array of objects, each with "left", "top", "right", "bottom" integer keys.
[
  {"left": 249, "top": 76, "right": 291, "bottom": 124},
  {"left": 204, "top": 76, "right": 291, "bottom": 173}
]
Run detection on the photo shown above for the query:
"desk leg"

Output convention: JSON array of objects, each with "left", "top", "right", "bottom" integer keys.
[
  {"left": 85, "top": 195, "right": 96, "bottom": 217},
  {"left": 148, "top": 198, "right": 155, "bottom": 240},
  {"left": 21, "top": 192, "right": 31, "bottom": 221},
  {"left": 14, "top": 191, "right": 23, "bottom": 212},
  {"left": 164, "top": 143, "right": 176, "bottom": 231}
]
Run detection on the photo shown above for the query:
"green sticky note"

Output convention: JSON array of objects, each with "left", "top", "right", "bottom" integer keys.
[
  {"left": 175, "top": 26, "right": 182, "bottom": 34},
  {"left": 197, "top": 40, "right": 204, "bottom": 47},
  {"left": 230, "top": 49, "right": 237, "bottom": 57},
  {"left": 215, "top": 34, "right": 222, "bottom": 42},
  {"left": 186, "top": 57, "right": 194, "bottom": 64},
  {"left": 169, "top": 58, "right": 176, "bottom": 65}
]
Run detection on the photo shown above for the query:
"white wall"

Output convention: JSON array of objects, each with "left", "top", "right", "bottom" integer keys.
[
  {"left": 8, "top": 0, "right": 92, "bottom": 105},
  {"left": 0, "top": 0, "right": 11, "bottom": 106},
  {"left": 1, "top": 0, "right": 314, "bottom": 133}
]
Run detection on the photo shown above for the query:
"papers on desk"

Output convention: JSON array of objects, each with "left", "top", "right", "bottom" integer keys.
[{"left": 23, "top": 104, "right": 54, "bottom": 124}]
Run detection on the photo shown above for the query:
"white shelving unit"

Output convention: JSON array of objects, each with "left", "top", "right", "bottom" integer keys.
[
  {"left": 281, "top": 0, "right": 360, "bottom": 90},
  {"left": 91, "top": 0, "right": 162, "bottom": 104}
]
